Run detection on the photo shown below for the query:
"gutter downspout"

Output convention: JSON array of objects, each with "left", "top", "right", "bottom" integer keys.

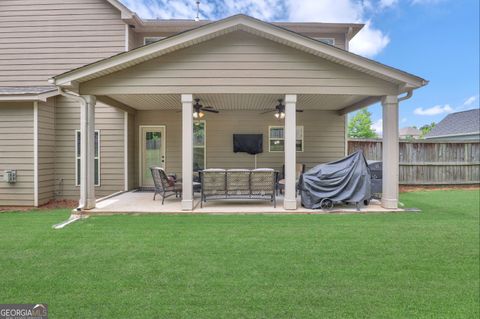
[
  {"left": 57, "top": 88, "right": 89, "bottom": 212},
  {"left": 398, "top": 89, "right": 413, "bottom": 102}
]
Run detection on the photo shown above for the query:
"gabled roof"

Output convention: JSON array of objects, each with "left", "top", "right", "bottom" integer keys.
[
  {"left": 399, "top": 127, "right": 421, "bottom": 136},
  {"left": 425, "top": 109, "right": 480, "bottom": 138},
  {"left": 0, "top": 86, "right": 58, "bottom": 101},
  {"left": 50, "top": 14, "right": 427, "bottom": 90}
]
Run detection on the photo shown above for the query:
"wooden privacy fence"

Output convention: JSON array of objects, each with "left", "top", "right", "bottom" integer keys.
[{"left": 348, "top": 139, "right": 480, "bottom": 185}]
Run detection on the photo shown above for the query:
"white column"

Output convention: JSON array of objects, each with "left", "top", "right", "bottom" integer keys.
[
  {"left": 284, "top": 94, "right": 297, "bottom": 210},
  {"left": 181, "top": 94, "right": 194, "bottom": 211},
  {"left": 381, "top": 95, "right": 399, "bottom": 209},
  {"left": 79, "top": 95, "right": 96, "bottom": 210}
]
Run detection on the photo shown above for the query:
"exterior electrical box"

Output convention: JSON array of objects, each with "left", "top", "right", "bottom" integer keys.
[{"left": 3, "top": 170, "right": 17, "bottom": 183}]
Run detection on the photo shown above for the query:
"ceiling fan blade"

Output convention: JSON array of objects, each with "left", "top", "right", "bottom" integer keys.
[
  {"left": 202, "top": 108, "right": 219, "bottom": 113},
  {"left": 260, "top": 109, "right": 275, "bottom": 114},
  {"left": 296, "top": 109, "right": 304, "bottom": 112}
]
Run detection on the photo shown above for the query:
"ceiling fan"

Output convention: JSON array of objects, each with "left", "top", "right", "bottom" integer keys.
[
  {"left": 261, "top": 99, "right": 303, "bottom": 119},
  {"left": 178, "top": 98, "right": 219, "bottom": 118}
]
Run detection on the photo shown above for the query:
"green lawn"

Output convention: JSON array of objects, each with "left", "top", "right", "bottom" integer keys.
[{"left": 0, "top": 190, "right": 478, "bottom": 318}]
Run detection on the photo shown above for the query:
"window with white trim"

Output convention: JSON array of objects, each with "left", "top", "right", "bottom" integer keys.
[
  {"left": 318, "top": 38, "right": 335, "bottom": 45},
  {"left": 75, "top": 130, "right": 100, "bottom": 186},
  {"left": 269, "top": 126, "right": 304, "bottom": 152},
  {"left": 193, "top": 121, "right": 206, "bottom": 171},
  {"left": 144, "top": 37, "right": 164, "bottom": 45}
]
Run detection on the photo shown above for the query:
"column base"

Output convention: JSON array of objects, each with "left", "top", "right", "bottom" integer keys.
[
  {"left": 79, "top": 198, "right": 96, "bottom": 210},
  {"left": 381, "top": 198, "right": 398, "bottom": 209},
  {"left": 283, "top": 198, "right": 297, "bottom": 210},
  {"left": 181, "top": 199, "right": 194, "bottom": 211}
]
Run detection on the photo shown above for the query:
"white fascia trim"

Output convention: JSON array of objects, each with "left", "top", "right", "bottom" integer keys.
[
  {"left": 33, "top": 102, "right": 39, "bottom": 207},
  {"left": 50, "top": 15, "right": 426, "bottom": 88},
  {"left": 0, "top": 91, "right": 59, "bottom": 102}
]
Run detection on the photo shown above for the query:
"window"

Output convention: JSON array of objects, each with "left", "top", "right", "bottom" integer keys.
[
  {"left": 193, "top": 121, "right": 206, "bottom": 171},
  {"left": 269, "top": 126, "right": 304, "bottom": 152},
  {"left": 144, "top": 37, "right": 164, "bottom": 45},
  {"left": 75, "top": 130, "right": 100, "bottom": 186},
  {"left": 318, "top": 38, "right": 335, "bottom": 45}
]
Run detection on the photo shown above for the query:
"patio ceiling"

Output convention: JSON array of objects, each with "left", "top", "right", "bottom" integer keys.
[{"left": 107, "top": 93, "right": 368, "bottom": 111}]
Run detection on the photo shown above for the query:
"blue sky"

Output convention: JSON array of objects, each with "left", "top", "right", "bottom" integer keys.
[{"left": 119, "top": 0, "right": 479, "bottom": 134}]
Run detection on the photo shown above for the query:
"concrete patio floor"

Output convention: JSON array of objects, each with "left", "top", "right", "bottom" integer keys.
[{"left": 88, "top": 190, "right": 410, "bottom": 215}]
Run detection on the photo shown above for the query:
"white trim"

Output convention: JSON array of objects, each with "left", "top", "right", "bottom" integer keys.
[
  {"left": 143, "top": 36, "right": 165, "bottom": 45},
  {"left": 268, "top": 125, "right": 304, "bottom": 152},
  {"left": 125, "top": 24, "right": 130, "bottom": 51},
  {"left": 75, "top": 129, "right": 101, "bottom": 187},
  {"left": 138, "top": 125, "right": 167, "bottom": 187},
  {"left": 344, "top": 114, "right": 348, "bottom": 156},
  {"left": 33, "top": 102, "right": 39, "bottom": 207},
  {"left": 0, "top": 90, "right": 59, "bottom": 102},
  {"left": 124, "top": 112, "right": 129, "bottom": 191}
]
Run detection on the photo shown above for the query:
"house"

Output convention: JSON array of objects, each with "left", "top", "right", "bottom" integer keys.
[
  {"left": 0, "top": 0, "right": 427, "bottom": 211},
  {"left": 399, "top": 127, "right": 422, "bottom": 139},
  {"left": 425, "top": 109, "right": 480, "bottom": 141}
]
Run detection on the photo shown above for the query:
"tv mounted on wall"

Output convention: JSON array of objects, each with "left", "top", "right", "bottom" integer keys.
[{"left": 233, "top": 134, "right": 263, "bottom": 155}]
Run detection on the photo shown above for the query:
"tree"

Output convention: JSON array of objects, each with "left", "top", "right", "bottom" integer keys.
[
  {"left": 348, "top": 109, "right": 378, "bottom": 138},
  {"left": 419, "top": 122, "right": 436, "bottom": 138}
]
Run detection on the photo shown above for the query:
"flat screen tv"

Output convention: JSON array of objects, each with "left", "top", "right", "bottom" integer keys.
[{"left": 233, "top": 134, "right": 263, "bottom": 155}]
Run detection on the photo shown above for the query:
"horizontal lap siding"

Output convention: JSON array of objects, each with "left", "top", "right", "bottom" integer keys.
[
  {"left": 81, "top": 31, "right": 397, "bottom": 95},
  {"left": 0, "top": 0, "right": 125, "bottom": 87},
  {"left": 135, "top": 110, "right": 345, "bottom": 179},
  {"left": 54, "top": 96, "right": 125, "bottom": 200},
  {"left": 0, "top": 103, "right": 34, "bottom": 206},
  {"left": 38, "top": 99, "right": 55, "bottom": 205}
]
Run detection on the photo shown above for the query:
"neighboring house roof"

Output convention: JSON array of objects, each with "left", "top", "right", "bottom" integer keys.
[
  {"left": 399, "top": 127, "right": 421, "bottom": 137},
  {"left": 0, "top": 86, "right": 58, "bottom": 101},
  {"left": 425, "top": 109, "right": 480, "bottom": 139},
  {"left": 50, "top": 14, "right": 427, "bottom": 90}
]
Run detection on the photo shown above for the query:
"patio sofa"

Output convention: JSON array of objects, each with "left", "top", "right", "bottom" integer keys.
[{"left": 200, "top": 168, "right": 277, "bottom": 207}]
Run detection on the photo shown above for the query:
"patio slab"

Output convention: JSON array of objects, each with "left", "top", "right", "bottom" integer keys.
[{"left": 88, "top": 190, "right": 411, "bottom": 215}]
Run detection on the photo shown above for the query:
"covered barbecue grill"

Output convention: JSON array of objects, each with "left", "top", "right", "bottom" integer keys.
[{"left": 300, "top": 150, "right": 372, "bottom": 209}]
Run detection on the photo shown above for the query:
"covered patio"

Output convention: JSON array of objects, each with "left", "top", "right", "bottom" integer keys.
[{"left": 49, "top": 15, "right": 427, "bottom": 213}]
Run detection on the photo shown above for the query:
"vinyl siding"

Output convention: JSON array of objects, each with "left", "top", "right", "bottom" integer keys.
[
  {"left": 82, "top": 31, "right": 398, "bottom": 96},
  {"left": 0, "top": 102, "right": 34, "bottom": 206},
  {"left": 54, "top": 96, "right": 126, "bottom": 200},
  {"left": 38, "top": 98, "right": 56, "bottom": 205},
  {"left": 0, "top": 0, "right": 126, "bottom": 87},
  {"left": 135, "top": 110, "right": 345, "bottom": 180}
]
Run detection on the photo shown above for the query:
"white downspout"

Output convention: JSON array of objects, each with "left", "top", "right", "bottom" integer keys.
[{"left": 57, "top": 88, "right": 90, "bottom": 211}]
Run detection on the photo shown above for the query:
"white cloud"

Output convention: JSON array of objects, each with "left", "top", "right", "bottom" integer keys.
[
  {"left": 411, "top": 0, "right": 444, "bottom": 5},
  {"left": 349, "top": 21, "right": 390, "bottom": 57},
  {"left": 371, "top": 119, "right": 383, "bottom": 135},
  {"left": 463, "top": 96, "right": 477, "bottom": 106},
  {"left": 120, "top": 0, "right": 391, "bottom": 58},
  {"left": 379, "top": 0, "right": 399, "bottom": 9},
  {"left": 414, "top": 104, "right": 453, "bottom": 116}
]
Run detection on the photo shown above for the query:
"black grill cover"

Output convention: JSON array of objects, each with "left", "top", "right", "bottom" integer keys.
[{"left": 300, "top": 150, "right": 371, "bottom": 209}]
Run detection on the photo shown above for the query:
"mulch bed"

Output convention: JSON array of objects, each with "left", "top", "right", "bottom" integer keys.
[{"left": 0, "top": 200, "right": 77, "bottom": 212}]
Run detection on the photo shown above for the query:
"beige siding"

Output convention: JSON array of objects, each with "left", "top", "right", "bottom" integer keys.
[
  {"left": 135, "top": 110, "right": 345, "bottom": 180},
  {"left": 0, "top": 0, "right": 126, "bottom": 87},
  {"left": 54, "top": 96, "right": 126, "bottom": 200},
  {"left": 0, "top": 102, "right": 34, "bottom": 206},
  {"left": 82, "top": 31, "right": 397, "bottom": 96},
  {"left": 38, "top": 98, "right": 56, "bottom": 205}
]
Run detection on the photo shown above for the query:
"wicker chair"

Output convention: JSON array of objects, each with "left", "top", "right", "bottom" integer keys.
[{"left": 150, "top": 166, "right": 182, "bottom": 204}]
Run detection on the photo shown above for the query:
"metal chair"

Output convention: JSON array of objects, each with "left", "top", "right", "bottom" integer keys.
[{"left": 150, "top": 166, "right": 182, "bottom": 204}]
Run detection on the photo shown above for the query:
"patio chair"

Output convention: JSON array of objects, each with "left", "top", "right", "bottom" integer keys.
[
  {"left": 277, "top": 163, "right": 306, "bottom": 195},
  {"left": 150, "top": 166, "right": 182, "bottom": 204},
  {"left": 250, "top": 168, "right": 276, "bottom": 208}
]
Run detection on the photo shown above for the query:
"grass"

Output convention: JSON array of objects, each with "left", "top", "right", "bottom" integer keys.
[{"left": 0, "top": 190, "right": 478, "bottom": 318}]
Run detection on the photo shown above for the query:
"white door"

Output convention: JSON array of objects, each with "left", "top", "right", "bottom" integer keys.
[{"left": 140, "top": 126, "right": 166, "bottom": 187}]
